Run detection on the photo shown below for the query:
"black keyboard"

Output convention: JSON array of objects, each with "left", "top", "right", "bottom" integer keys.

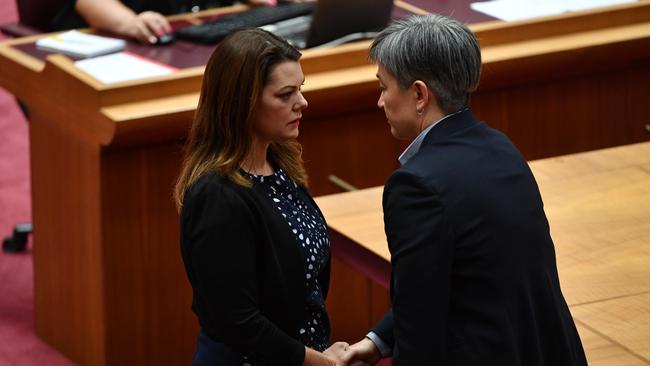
[{"left": 175, "top": 3, "right": 317, "bottom": 44}]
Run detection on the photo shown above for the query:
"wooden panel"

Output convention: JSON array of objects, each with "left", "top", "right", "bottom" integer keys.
[
  {"left": 557, "top": 235, "right": 650, "bottom": 307},
  {"left": 101, "top": 141, "right": 198, "bottom": 365},
  {"left": 471, "top": 1, "right": 650, "bottom": 46},
  {"left": 326, "top": 258, "right": 391, "bottom": 343},
  {"left": 538, "top": 166, "right": 650, "bottom": 305},
  {"left": 369, "top": 282, "right": 391, "bottom": 329},
  {"left": 315, "top": 187, "right": 388, "bottom": 259},
  {"left": 473, "top": 65, "right": 650, "bottom": 161},
  {"left": 572, "top": 293, "right": 650, "bottom": 362},
  {"left": 300, "top": 109, "right": 404, "bottom": 196},
  {"left": 326, "top": 258, "right": 374, "bottom": 342},
  {"left": 574, "top": 323, "right": 648, "bottom": 366},
  {"left": 529, "top": 143, "right": 650, "bottom": 182},
  {"left": 30, "top": 111, "right": 106, "bottom": 366}
]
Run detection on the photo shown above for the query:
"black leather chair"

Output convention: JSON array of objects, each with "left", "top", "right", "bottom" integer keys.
[
  {"left": 3, "top": 224, "right": 32, "bottom": 253},
  {"left": 1, "top": 0, "right": 68, "bottom": 37}
]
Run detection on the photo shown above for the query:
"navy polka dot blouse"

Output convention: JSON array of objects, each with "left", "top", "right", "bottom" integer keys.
[{"left": 246, "top": 168, "right": 331, "bottom": 356}]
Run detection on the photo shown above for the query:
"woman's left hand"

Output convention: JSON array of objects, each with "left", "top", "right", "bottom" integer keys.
[
  {"left": 304, "top": 345, "right": 345, "bottom": 366},
  {"left": 323, "top": 342, "right": 348, "bottom": 362}
]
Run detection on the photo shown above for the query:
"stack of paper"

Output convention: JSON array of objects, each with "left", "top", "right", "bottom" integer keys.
[
  {"left": 470, "top": 0, "right": 636, "bottom": 22},
  {"left": 36, "top": 30, "right": 126, "bottom": 58},
  {"left": 74, "top": 52, "right": 177, "bottom": 84}
]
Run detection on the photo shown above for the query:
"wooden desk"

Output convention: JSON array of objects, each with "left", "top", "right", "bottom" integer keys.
[
  {"left": 0, "top": 1, "right": 649, "bottom": 364},
  {"left": 315, "top": 142, "right": 650, "bottom": 366}
]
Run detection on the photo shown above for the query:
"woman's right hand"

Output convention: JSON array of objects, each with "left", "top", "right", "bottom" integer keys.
[{"left": 120, "top": 11, "right": 172, "bottom": 44}]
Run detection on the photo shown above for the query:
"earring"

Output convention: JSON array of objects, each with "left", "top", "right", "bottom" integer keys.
[{"left": 416, "top": 109, "right": 423, "bottom": 116}]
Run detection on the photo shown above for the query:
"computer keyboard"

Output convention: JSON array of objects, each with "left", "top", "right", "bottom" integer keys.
[{"left": 175, "top": 2, "right": 317, "bottom": 44}]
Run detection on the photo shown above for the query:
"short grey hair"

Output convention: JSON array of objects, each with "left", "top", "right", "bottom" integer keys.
[{"left": 369, "top": 14, "right": 481, "bottom": 114}]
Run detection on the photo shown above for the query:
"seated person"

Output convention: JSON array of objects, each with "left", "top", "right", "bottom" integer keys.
[{"left": 51, "top": 0, "right": 291, "bottom": 44}]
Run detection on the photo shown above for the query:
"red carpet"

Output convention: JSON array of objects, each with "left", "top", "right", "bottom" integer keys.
[{"left": 0, "top": 1, "right": 75, "bottom": 365}]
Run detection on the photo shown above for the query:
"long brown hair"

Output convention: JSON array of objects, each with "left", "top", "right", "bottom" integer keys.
[{"left": 174, "top": 28, "right": 308, "bottom": 209}]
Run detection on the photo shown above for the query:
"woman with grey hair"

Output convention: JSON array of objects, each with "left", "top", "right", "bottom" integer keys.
[
  {"left": 370, "top": 13, "right": 481, "bottom": 123},
  {"left": 333, "top": 13, "right": 587, "bottom": 366}
]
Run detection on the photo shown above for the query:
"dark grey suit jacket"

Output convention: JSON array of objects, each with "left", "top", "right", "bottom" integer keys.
[{"left": 372, "top": 109, "right": 587, "bottom": 366}]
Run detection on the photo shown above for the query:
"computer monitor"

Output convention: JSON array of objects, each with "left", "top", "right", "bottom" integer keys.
[{"left": 304, "top": 0, "right": 394, "bottom": 48}]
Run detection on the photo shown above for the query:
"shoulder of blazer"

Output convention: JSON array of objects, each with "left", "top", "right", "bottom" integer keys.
[
  {"left": 185, "top": 172, "right": 231, "bottom": 204},
  {"left": 420, "top": 108, "right": 481, "bottom": 147},
  {"left": 182, "top": 172, "right": 260, "bottom": 224},
  {"left": 386, "top": 159, "right": 437, "bottom": 192}
]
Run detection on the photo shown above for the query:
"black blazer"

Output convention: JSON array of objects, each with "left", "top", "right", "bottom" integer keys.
[
  {"left": 372, "top": 110, "right": 587, "bottom": 366},
  {"left": 180, "top": 172, "right": 331, "bottom": 366}
]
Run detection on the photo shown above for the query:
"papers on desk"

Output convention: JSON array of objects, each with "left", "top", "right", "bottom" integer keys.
[
  {"left": 74, "top": 52, "right": 177, "bottom": 84},
  {"left": 36, "top": 30, "right": 126, "bottom": 58},
  {"left": 470, "top": 0, "right": 637, "bottom": 22}
]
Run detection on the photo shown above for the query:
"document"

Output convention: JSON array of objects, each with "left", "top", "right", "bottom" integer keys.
[
  {"left": 470, "top": 0, "right": 637, "bottom": 22},
  {"left": 36, "top": 30, "right": 126, "bottom": 58},
  {"left": 74, "top": 52, "right": 177, "bottom": 84}
]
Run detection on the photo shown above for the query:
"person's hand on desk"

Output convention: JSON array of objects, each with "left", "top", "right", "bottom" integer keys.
[
  {"left": 120, "top": 11, "right": 172, "bottom": 44},
  {"left": 76, "top": 0, "right": 172, "bottom": 44}
]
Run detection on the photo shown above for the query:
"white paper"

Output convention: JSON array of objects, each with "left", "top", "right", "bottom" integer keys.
[
  {"left": 74, "top": 52, "right": 177, "bottom": 84},
  {"left": 470, "top": 0, "right": 636, "bottom": 22},
  {"left": 566, "top": 0, "right": 636, "bottom": 12},
  {"left": 36, "top": 30, "right": 126, "bottom": 58}
]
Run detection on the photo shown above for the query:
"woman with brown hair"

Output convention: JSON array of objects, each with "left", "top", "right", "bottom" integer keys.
[{"left": 175, "top": 28, "right": 345, "bottom": 366}]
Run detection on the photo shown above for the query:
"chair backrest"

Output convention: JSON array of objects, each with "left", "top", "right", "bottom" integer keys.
[{"left": 17, "top": 0, "right": 68, "bottom": 31}]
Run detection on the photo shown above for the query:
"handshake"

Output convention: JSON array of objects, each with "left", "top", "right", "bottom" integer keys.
[{"left": 319, "top": 337, "right": 383, "bottom": 366}]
